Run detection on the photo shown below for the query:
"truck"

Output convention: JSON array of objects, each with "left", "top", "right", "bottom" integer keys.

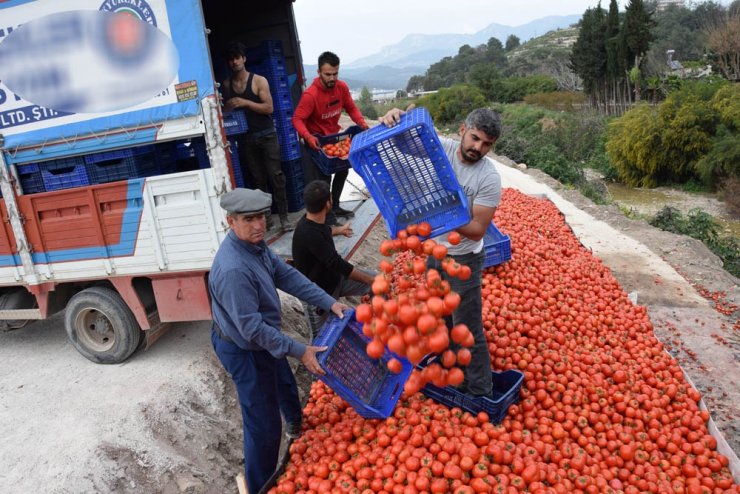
[{"left": 0, "top": 0, "right": 310, "bottom": 364}]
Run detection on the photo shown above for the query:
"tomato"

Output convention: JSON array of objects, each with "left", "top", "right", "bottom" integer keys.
[{"left": 447, "top": 231, "right": 462, "bottom": 245}]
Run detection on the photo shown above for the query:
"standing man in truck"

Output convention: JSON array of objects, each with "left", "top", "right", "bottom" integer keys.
[
  {"left": 292, "top": 51, "right": 369, "bottom": 226},
  {"left": 222, "top": 41, "right": 294, "bottom": 232},
  {"left": 209, "top": 188, "right": 348, "bottom": 493}
]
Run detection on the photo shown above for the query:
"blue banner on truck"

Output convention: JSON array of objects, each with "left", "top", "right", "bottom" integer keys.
[{"left": 0, "top": 0, "right": 214, "bottom": 164}]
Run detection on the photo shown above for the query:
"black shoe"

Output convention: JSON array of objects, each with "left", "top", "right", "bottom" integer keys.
[
  {"left": 333, "top": 206, "right": 354, "bottom": 218},
  {"left": 285, "top": 420, "right": 302, "bottom": 439}
]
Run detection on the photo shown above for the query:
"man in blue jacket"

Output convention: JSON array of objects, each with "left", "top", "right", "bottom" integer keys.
[{"left": 209, "top": 188, "right": 348, "bottom": 494}]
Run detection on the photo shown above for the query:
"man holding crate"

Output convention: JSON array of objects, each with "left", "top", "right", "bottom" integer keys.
[
  {"left": 379, "top": 107, "right": 503, "bottom": 399},
  {"left": 209, "top": 188, "right": 349, "bottom": 494},
  {"left": 292, "top": 51, "right": 369, "bottom": 225},
  {"left": 222, "top": 41, "right": 295, "bottom": 232}
]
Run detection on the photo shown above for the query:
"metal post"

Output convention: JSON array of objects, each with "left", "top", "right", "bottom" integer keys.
[{"left": 0, "top": 136, "right": 40, "bottom": 284}]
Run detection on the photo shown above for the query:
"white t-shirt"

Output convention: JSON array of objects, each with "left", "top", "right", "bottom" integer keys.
[{"left": 436, "top": 136, "right": 501, "bottom": 255}]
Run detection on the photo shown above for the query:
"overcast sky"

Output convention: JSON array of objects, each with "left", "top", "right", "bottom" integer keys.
[{"left": 293, "top": 0, "right": 623, "bottom": 64}]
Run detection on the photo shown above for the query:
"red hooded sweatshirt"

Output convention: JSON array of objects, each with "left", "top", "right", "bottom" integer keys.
[{"left": 292, "top": 77, "right": 367, "bottom": 140}]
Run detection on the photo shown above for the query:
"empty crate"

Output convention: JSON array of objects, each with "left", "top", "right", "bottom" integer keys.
[
  {"left": 313, "top": 310, "right": 413, "bottom": 419},
  {"left": 348, "top": 108, "right": 470, "bottom": 239}
]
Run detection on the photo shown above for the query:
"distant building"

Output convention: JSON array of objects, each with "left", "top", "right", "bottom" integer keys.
[{"left": 657, "top": 0, "right": 685, "bottom": 11}]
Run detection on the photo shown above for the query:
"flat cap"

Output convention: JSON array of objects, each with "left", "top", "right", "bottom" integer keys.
[{"left": 220, "top": 188, "right": 272, "bottom": 215}]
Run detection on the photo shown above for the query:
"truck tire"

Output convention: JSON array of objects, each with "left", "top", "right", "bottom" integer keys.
[{"left": 64, "top": 287, "right": 144, "bottom": 364}]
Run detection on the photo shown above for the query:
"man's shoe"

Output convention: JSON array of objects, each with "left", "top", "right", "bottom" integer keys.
[
  {"left": 280, "top": 216, "right": 296, "bottom": 232},
  {"left": 285, "top": 421, "right": 302, "bottom": 439},
  {"left": 333, "top": 206, "right": 354, "bottom": 218}
]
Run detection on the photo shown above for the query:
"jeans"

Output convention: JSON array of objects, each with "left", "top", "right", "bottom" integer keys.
[
  {"left": 303, "top": 270, "right": 374, "bottom": 340},
  {"left": 427, "top": 250, "right": 491, "bottom": 396},
  {"left": 239, "top": 132, "right": 288, "bottom": 217},
  {"left": 211, "top": 331, "right": 302, "bottom": 493}
]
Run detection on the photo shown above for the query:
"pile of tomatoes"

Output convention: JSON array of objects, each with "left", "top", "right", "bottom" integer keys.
[
  {"left": 322, "top": 137, "right": 352, "bottom": 160},
  {"left": 268, "top": 188, "right": 738, "bottom": 494},
  {"left": 356, "top": 222, "right": 474, "bottom": 396}
]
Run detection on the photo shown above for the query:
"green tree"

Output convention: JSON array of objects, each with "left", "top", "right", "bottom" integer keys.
[
  {"left": 622, "top": 0, "right": 655, "bottom": 101},
  {"left": 570, "top": 5, "right": 608, "bottom": 105},
  {"left": 357, "top": 86, "right": 378, "bottom": 120},
  {"left": 505, "top": 34, "right": 521, "bottom": 51},
  {"left": 467, "top": 63, "right": 501, "bottom": 100}
]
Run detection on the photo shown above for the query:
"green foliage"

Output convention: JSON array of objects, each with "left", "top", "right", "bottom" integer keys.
[
  {"left": 649, "top": 206, "right": 740, "bottom": 277},
  {"left": 489, "top": 76, "right": 558, "bottom": 103},
  {"left": 357, "top": 87, "right": 378, "bottom": 120},
  {"left": 606, "top": 79, "right": 739, "bottom": 188},
  {"left": 505, "top": 35, "right": 521, "bottom": 52},
  {"left": 570, "top": 5, "right": 608, "bottom": 96},
  {"left": 416, "top": 85, "right": 487, "bottom": 124},
  {"left": 529, "top": 144, "right": 585, "bottom": 185}
]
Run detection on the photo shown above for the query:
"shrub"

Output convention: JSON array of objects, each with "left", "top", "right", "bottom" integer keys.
[
  {"left": 523, "top": 91, "right": 587, "bottom": 112},
  {"left": 416, "top": 84, "right": 487, "bottom": 124}
]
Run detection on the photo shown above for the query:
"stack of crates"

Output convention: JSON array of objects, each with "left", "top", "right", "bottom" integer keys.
[
  {"left": 245, "top": 39, "right": 304, "bottom": 212},
  {"left": 17, "top": 141, "right": 179, "bottom": 194}
]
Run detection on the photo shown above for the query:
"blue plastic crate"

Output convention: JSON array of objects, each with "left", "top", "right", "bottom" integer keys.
[
  {"left": 281, "top": 158, "right": 304, "bottom": 197},
  {"left": 286, "top": 191, "right": 304, "bottom": 213},
  {"left": 279, "top": 140, "right": 301, "bottom": 161},
  {"left": 227, "top": 138, "right": 248, "bottom": 188},
  {"left": 85, "top": 144, "right": 176, "bottom": 184},
  {"left": 272, "top": 107, "right": 293, "bottom": 128},
  {"left": 17, "top": 163, "right": 45, "bottom": 194},
  {"left": 313, "top": 310, "right": 413, "bottom": 419},
  {"left": 418, "top": 354, "right": 524, "bottom": 423},
  {"left": 348, "top": 108, "right": 470, "bottom": 239},
  {"left": 483, "top": 222, "right": 512, "bottom": 268},
  {"left": 40, "top": 157, "right": 90, "bottom": 191},
  {"left": 273, "top": 90, "right": 293, "bottom": 110},
  {"left": 309, "top": 126, "right": 363, "bottom": 175},
  {"left": 244, "top": 40, "right": 284, "bottom": 61},
  {"left": 222, "top": 111, "right": 249, "bottom": 136}
]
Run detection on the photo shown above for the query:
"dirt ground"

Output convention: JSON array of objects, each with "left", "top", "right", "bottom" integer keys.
[{"left": 0, "top": 153, "right": 738, "bottom": 493}]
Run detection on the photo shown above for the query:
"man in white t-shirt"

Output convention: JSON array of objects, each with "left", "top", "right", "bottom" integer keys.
[{"left": 379, "top": 107, "right": 502, "bottom": 397}]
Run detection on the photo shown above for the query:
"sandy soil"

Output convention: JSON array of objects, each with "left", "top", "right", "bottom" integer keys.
[{"left": 0, "top": 153, "right": 738, "bottom": 493}]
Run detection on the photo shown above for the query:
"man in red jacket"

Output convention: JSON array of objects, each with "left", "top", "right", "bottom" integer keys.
[{"left": 292, "top": 51, "right": 369, "bottom": 224}]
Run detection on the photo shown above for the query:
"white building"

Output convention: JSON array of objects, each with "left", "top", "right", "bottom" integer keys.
[{"left": 657, "top": 0, "right": 685, "bottom": 11}]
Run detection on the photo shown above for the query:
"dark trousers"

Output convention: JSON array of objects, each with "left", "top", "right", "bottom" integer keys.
[
  {"left": 211, "top": 331, "right": 302, "bottom": 494},
  {"left": 427, "top": 250, "right": 491, "bottom": 395},
  {"left": 239, "top": 132, "right": 289, "bottom": 217}
]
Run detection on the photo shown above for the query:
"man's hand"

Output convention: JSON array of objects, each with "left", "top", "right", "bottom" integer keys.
[
  {"left": 301, "top": 345, "right": 328, "bottom": 376},
  {"left": 333, "top": 221, "right": 353, "bottom": 237},
  {"left": 378, "top": 104, "right": 415, "bottom": 127},
  {"left": 359, "top": 122, "right": 370, "bottom": 131},
  {"left": 330, "top": 302, "right": 350, "bottom": 318},
  {"left": 305, "top": 135, "right": 319, "bottom": 150},
  {"left": 223, "top": 97, "right": 246, "bottom": 112}
]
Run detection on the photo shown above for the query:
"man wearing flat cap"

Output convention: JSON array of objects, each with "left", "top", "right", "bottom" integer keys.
[{"left": 209, "top": 188, "right": 349, "bottom": 494}]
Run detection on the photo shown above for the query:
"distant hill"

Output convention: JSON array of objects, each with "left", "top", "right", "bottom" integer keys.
[{"left": 311, "top": 14, "right": 581, "bottom": 90}]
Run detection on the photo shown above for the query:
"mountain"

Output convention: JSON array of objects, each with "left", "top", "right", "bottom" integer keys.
[{"left": 346, "top": 15, "right": 580, "bottom": 70}]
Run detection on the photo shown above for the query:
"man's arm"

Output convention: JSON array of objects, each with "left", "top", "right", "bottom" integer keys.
[
  {"left": 292, "top": 92, "right": 316, "bottom": 141},
  {"left": 456, "top": 204, "right": 496, "bottom": 242},
  {"left": 348, "top": 267, "right": 375, "bottom": 285},
  {"left": 223, "top": 74, "right": 274, "bottom": 114}
]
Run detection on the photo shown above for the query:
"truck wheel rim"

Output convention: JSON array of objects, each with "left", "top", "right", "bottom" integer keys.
[{"left": 74, "top": 307, "right": 115, "bottom": 353}]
